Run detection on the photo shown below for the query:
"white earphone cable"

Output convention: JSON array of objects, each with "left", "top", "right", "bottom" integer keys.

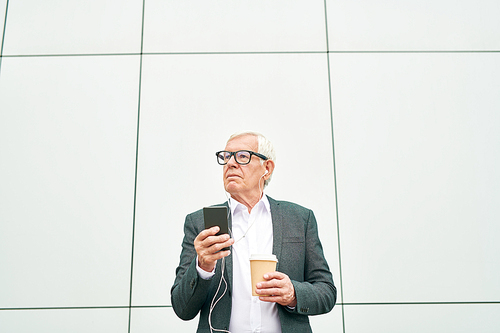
[
  {"left": 208, "top": 169, "right": 268, "bottom": 332},
  {"left": 208, "top": 256, "right": 230, "bottom": 333}
]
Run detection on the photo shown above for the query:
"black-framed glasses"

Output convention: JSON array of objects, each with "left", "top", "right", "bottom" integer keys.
[{"left": 216, "top": 150, "right": 268, "bottom": 165}]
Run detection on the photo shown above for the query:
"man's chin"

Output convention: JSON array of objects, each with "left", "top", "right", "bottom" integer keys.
[{"left": 224, "top": 183, "right": 240, "bottom": 195}]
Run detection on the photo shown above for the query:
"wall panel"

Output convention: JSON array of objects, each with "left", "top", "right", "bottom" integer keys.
[
  {"left": 131, "top": 53, "right": 340, "bottom": 307},
  {"left": 331, "top": 52, "right": 500, "bottom": 303},
  {"left": 0, "top": 308, "right": 129, "bottom": 333},
  {"left": 0, "top": 55, "right": 140, "bottom": 308},
  {"left": 143, "top": 0, "right": 327, "bottom": 53},
  {"left": 2, "top": 0, "right": 143, "bottom": 55},
  {"left": 343, "top": 304, "right": 500, "bottom": 333},
  {"left": 327, "top": 0, "right": 500, "bottom": 51}
]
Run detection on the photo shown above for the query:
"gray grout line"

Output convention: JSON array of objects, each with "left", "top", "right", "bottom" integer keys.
[
  {"left": 342, "top": 302, "right": 500, "bottom": 306},
  {"left": 0, "top": 50, "right": 499, "bottom": 59},
  {"left": 1, "top": 302, "right": 499, "bottom": 311},
  {"left": 0, "top": 0, "right": 10, "bottom": 75},
  {"left": 322, "top": 1, "right": 346, "bottom": 333},
  {"left": 127, "top": 1, "right": 147, "bottom": 332}
]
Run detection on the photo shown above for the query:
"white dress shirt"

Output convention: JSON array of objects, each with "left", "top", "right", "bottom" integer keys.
[{"left": 197, "top": 195, "right": 281, "bottom": 333}]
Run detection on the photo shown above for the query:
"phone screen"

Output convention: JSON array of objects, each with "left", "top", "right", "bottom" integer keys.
[
  {"left": 203, "top": 206, "right": 229, "bottom": 251},
  {"left": 203, "top": 206, "right": 229, "bottom": 236}
]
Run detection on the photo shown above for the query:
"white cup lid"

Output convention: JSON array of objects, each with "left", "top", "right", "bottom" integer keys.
[{"left": 249, "top": 254, "right": 278, "bottom": 262}]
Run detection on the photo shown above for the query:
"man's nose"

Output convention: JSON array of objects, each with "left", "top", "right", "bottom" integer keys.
[{"left": 226, "top": 154, "right": 238, "bottom": 167}]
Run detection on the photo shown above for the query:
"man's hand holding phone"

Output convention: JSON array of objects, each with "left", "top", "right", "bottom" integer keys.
[{"left": 194, "top": 226, "right": 234, "bottom": 272}]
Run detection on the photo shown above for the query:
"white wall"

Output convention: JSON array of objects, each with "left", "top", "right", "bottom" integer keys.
[{"left": 1, "top": 1, "right": 499, "bottom": 332}]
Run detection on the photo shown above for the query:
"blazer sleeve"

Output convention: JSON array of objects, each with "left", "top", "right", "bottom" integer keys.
[
  {"left": 170, "top": 211, "right": 213, "bottom": 320},
  {"left": 282, "top": 208, "right": 337, "bottom": 316}
]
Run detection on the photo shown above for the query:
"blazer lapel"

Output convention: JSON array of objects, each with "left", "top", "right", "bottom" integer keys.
[
  {"left": 269, "top": 197, "right": 283, "bottom": 271},
  {"left": 225, "top": 201, "right": 233, "bottom": 292}
]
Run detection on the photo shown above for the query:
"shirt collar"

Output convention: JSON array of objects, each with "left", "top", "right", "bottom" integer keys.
[{"left": 229, "top": 194, "right": 270, "bottom": 215}]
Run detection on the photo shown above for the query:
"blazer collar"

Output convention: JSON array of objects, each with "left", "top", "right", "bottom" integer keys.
[{"left": 268, "top": 197, "right": 283, "bottom": 271}]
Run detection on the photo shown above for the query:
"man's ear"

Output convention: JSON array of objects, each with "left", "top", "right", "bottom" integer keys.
[{"left": 264, "top": 160, "right": 275, "bottom": 179}]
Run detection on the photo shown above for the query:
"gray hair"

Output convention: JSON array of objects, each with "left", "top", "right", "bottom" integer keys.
[{"left": 227, "top": 131, "right": 275, "bottom": 187}]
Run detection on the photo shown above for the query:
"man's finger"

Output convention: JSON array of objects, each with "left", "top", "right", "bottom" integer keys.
[{"left": 263, "top": 271, "right": 286, "bottom": 280}]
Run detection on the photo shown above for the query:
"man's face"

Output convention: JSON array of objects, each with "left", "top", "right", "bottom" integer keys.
[{"left": 223, "top": 135, "right": 267, "bottom": 200}]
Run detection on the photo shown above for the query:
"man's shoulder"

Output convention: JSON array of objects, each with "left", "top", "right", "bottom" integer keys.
[{"left": 267, "top": 196, "right": 312, "bottom": 214}]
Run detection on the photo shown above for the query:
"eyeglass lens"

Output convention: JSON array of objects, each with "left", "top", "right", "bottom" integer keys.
[{"left": 218, "top": 151, "right": 252, "bottom": 165}]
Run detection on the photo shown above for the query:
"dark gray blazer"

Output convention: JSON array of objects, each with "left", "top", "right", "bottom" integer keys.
[{"left": 171, "top": 196, "right": 336, "bottom": 332}]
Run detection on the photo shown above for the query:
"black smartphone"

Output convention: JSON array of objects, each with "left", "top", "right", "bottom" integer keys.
[{"left": 203, "top": 206, "right": 229, "bottom": 251}]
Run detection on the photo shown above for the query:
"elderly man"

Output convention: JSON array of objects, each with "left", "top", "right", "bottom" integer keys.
[{"left": 171, "top": 131, "right": 336, "bottom": 333}]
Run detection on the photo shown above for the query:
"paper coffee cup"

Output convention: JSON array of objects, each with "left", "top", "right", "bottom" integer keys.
[{"left": 250, "top": 254, "right": 278, "bottom": 296}]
